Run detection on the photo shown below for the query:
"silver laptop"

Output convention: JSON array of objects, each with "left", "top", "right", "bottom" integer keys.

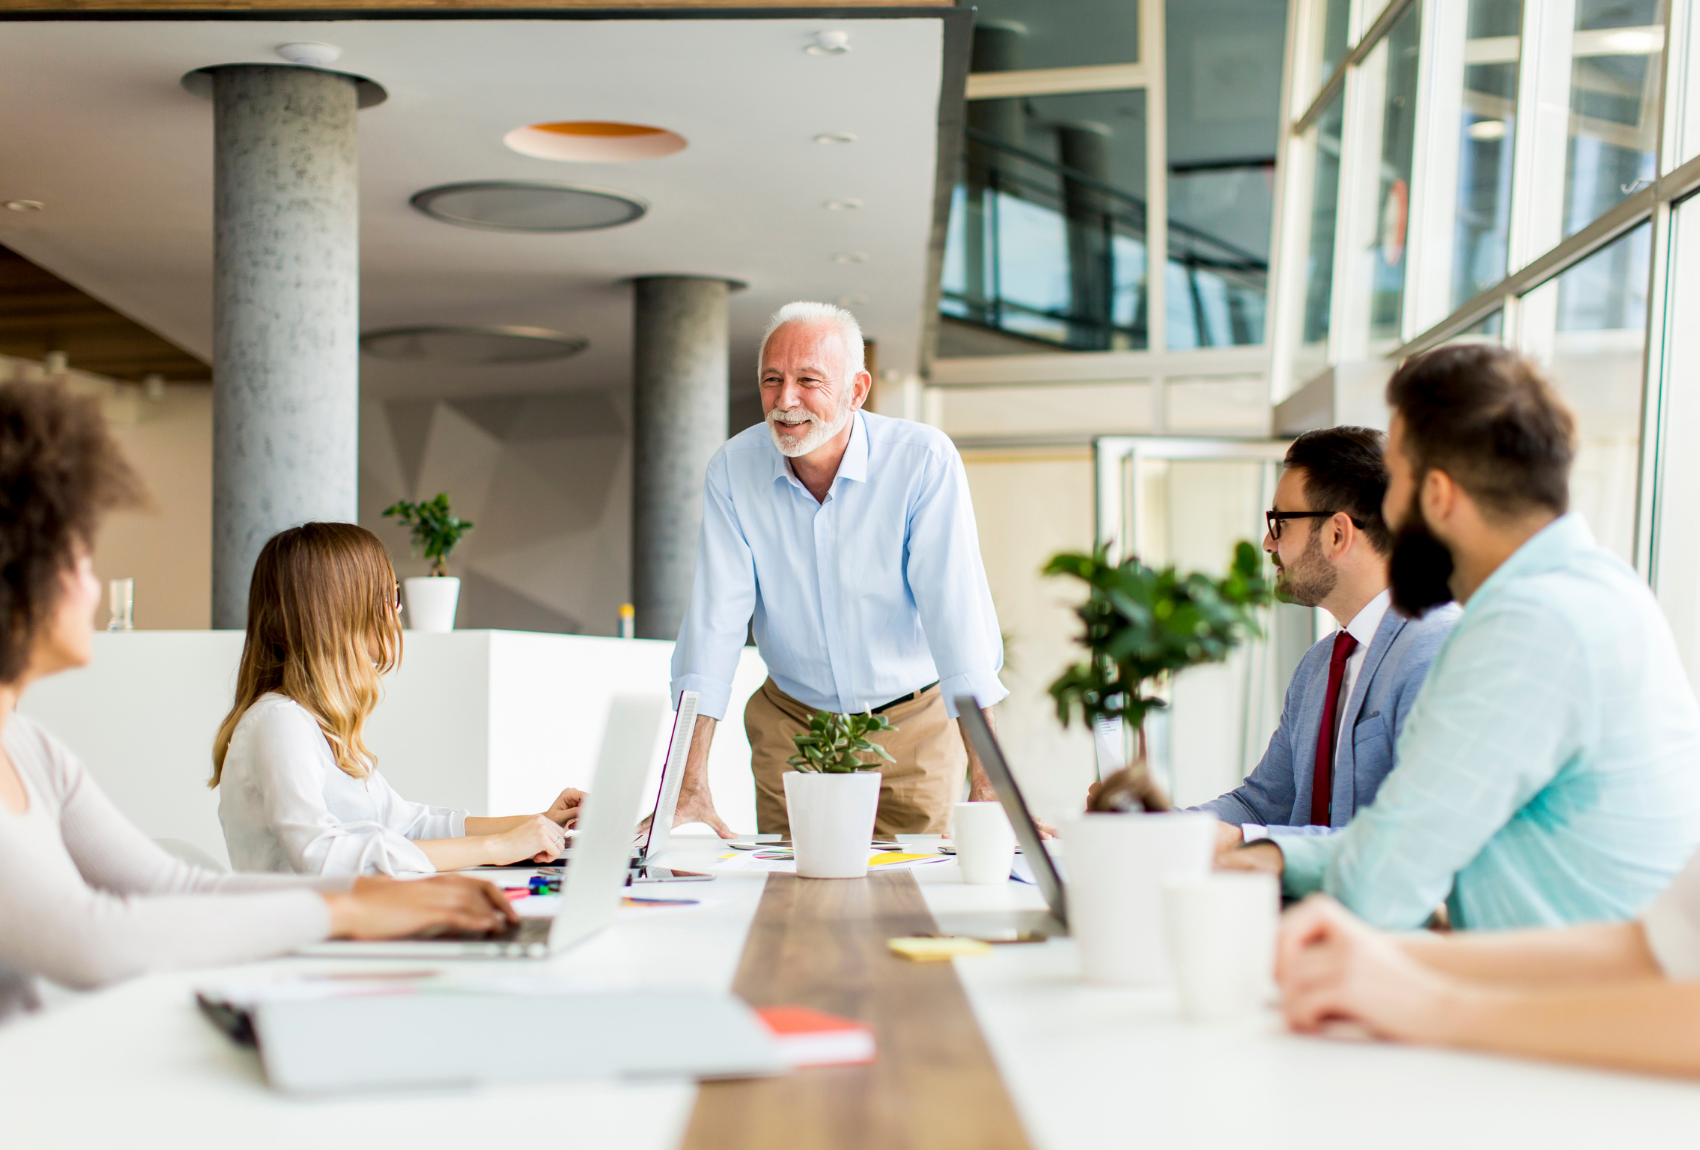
[
  {"left": 631, "top": 690, "right": 703, "bottom": 880},
  {"left": 297, "top": 693, "right": 670, "bottom": 959},
  {"left": 955, "top": 698, "right": 1068, "bottom": 938}
]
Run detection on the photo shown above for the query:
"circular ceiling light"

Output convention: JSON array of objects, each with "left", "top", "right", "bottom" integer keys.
[
  {"left": 2, "top": 200, "right": 43, "bottom": 213},
  {"left": 807, "top": 31, "right": 852, "bottom": 56},
  {"left": 825, "top": 198, "right": 863, "bottom": 211},
  {"left": 815, "top": 132, "right": 857, "bottom": 145},
  {"left": 361, "top": 325, "right": 588, "bottom": 365},
  {"left": 410, "top": 181, "right": 647, "bottom": 233},
  {"left": 504, "top": 121, "right": 687, "bottom": 163},
  {"left": 833, "top": 251, "right": 869, "bottom": 264}
]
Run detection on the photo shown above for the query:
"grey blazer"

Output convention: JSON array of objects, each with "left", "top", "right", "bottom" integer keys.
[{"left": 1195, "top": 601, "right": 1460, "bottom": 831}]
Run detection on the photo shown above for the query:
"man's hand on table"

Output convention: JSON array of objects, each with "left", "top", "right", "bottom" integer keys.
[
  {"left": 673, "top": 779, "right": 736, "bottom": 839},
  {"left": 1216, "top": 839, "right": 1284, "bottom": 875},
  {"left": 1212, "top": 818, "right": 1246, "bottom": 857}
]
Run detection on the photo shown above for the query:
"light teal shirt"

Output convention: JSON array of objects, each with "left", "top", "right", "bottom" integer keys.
[{"left": 1275, "top": 514, "right": 1700, "bottom": 930}]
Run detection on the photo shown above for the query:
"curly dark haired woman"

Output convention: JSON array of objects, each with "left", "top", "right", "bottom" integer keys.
[{"left": 0, "top": 383, "right": 516, "bottom": 1023}]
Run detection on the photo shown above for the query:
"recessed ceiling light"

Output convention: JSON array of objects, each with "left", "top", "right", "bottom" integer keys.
[
  {"left": 505, "top": 121, "right": 687, "bottom": 163},
  {"left": 815, "top": 133, "right": 858, "bottom": 146},
  {"left": 361, "top": 325, "right": 589, "bottom": 365},
  {"left": 833, "top": 252, "right": 869, "bottom": 264},
  {"left": 825, "top": 198, "right": 864, "bottom": 211},
  {"left": 806, "top": 31, "right": 852, "bottom": 56},
  {"left": 411, "top": 181, "right": 647, "bottom": 233},
  {"left": 1467, "top": 119, "right": 1508, "bottom": 141},
  {"left": 276, "top": 42, "right": 342, "bottom": 67},
  {"left": 2, "top": 200, "right": 43, "bottom": 213}
]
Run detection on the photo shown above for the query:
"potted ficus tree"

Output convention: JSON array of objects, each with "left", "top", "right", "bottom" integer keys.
[
  {"left": 1046, "top": 540, "right": 1273, "bottom": 811},
  {"left": 784, "top": 709, "right": 897, "bottom": 879},
  {"left": 383, "top": 494, "right": 474, "bottom": 633}
]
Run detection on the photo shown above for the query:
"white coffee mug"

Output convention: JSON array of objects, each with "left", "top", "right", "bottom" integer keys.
[
  {"left": 1061, "top": 812, "right": 1215, "bottom": 985},
  {"left": 952, "top": 801, "right": 1016, "bottom": 884},
  {"left": 1162, "top": 872, "right": 1280, "bottom": 1022}
]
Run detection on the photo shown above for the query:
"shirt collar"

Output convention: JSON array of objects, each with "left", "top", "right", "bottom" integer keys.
[
  {"left": 1343, "top": 588, "right": 1391, "bottom": 648},
  {"left": 1469, "top": 512, "right": 1593, "bottom": 605},
  {"left": 766, "top": 411, "right": 868, "bottom": 491}
]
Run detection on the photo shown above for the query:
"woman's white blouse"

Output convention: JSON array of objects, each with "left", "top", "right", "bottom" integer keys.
[{"left": 217, "top": 693, "right": 465, "bottom": 876}]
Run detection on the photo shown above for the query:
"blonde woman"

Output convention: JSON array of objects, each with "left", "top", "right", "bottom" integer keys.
[
  {"left": 214, "top": 523, "right": 583, "bottom": 875},
  {"left": 0, "top": 384, "right": 515, "bottom": 1023}
]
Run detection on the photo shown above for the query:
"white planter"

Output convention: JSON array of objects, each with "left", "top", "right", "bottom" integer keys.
[
  {"left": 404, "top": 576, "right": 461, "bottom": 633},
  {"left": 783, "top": 770, "right": 881, "bottom": 879}
]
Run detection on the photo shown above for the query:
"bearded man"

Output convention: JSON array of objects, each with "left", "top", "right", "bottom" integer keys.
[
  {"left": 1196, "top": 427, "right": 1458, "bottom": 854},
  {"left": 666, "top": 302, "right": 1007, "bottom": 838},
  {"left": 1222, "top": 345, "right": 1700, "bottom": 931}
]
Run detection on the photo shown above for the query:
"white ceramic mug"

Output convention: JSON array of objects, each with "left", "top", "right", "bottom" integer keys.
[
  {"left": 1162, "top": 872, "right": 1280, "bottom": 1022},
  {"left": 1061, "top": 812, "right": 1215, "bottom": 985},
  {"left": 952, "top": 801, "right": 1016, "bottom": 884}
]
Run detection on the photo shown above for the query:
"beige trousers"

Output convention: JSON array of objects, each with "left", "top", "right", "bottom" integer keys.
[{"left": 745, "top": 678, "right": 969, "bottom": 836}]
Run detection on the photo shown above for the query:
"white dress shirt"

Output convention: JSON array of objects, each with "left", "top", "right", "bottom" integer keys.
[
  {"left": 1332, "top": 589, "right": 1391, "bottom": 770},
  {"left": 671, "top": 410, "right": 1008, "bottom": 721},
  {"left": 218, "top": 693, "right": 465, "bottom": 876}
]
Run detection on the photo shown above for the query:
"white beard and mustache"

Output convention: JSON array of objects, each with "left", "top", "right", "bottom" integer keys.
[{"left": 766, "top": 390, "right": 854, "bottom": 458}]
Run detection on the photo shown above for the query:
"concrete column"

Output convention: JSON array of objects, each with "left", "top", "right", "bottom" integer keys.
[
  {"left": 211, "top": 65, "right": 360, "bottom": 628},
  {"left": 631, "top": 276, "right": 730, "bottom": 640}
]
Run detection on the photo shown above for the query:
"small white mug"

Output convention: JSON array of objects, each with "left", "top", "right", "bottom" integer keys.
[
  {"left": 952, "top": 801, "right": 1016, "bottom": 884},
  {"left": 1162, "top": 871, "right": 1280, "bottom": 1022}
]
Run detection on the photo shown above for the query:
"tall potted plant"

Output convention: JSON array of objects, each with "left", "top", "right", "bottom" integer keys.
[
  {"left": 784, "top": 709, "right": 896, "bottom": 878},
  {"left": 1046, "top": 541, "right": 1273, "bottom": 810},
  {"left": 383, "top": 493, "right": 474, "bottom": 633}
]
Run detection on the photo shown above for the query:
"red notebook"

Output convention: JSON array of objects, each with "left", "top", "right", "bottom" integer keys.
[{"left": 754, "top": 1006, "right": 877, "bottom": 1068}]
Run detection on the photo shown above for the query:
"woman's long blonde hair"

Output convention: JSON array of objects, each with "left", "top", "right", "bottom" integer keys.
[{"left": 211, "top": 522, "right": 403, "bottom": 786}]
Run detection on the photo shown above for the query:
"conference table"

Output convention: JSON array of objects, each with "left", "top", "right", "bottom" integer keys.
[{"left": 3, "top": 835, "right": 1698, "bottom": 1149}]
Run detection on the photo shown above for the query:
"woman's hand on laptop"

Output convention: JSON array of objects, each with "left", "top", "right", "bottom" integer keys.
[
  {"left": 324, "top": 876, "right": 517, "bottom": 939},
  {"left": 488, "top": 814, "right": 567, "bottom": 864},
  {"left": 544, "top": 787, "right": 586, "bottom": 829}
]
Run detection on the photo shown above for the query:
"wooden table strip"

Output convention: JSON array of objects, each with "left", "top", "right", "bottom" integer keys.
[{"left": 680, "top": 871, "right": 1033, "bottom": 1150}]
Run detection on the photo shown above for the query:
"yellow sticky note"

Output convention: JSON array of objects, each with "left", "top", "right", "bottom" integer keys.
[
  {"left": 867, "top": 852, "right": 934, "bottom": 866},
  {"left": 886, "top": 936, "right": 992, "bottom": 962}
]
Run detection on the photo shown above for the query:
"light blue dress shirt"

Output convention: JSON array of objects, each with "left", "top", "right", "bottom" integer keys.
[
  {"left": 1275, "top": 514, "right": 1700, "bottom": 930},
  {"left": 671, "top": 411, "right": 1008, "bottom": 723}
]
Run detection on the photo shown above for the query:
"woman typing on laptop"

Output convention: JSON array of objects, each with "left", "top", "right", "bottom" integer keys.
[
  {"left": 0, "top": 383, "right": 517, "bottom": 1023},
  {"left": 213, "top": 523, "right": 584, "bottom": 875}
]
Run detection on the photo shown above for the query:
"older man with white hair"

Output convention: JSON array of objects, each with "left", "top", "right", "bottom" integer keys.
[{"left": 667, "top": 301, "right": 1008, "bottom": 838}]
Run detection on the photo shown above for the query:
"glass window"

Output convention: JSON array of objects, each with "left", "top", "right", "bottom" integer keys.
[
  {"left": 1520, "top": 223, "right": 1652, "bottom": 564},
  {"left": 1301, "top": 94, "right": 1345, "bottom": 347},
  {"left": 1164, "top": 0, "right": 1286, "bottom": 348},
  {"left": 967, "top": 0, "right": 1141, "bottom": 73},
  {"left": 1452, "top": 0, "right": 1521, "bottom": 308},
  {"left": 1320, "top": 0, "right": 1352, "bottom": 82},
  {"left": 1653, "top": 194, "right": 1700, "bottom": 684},
  {"left": 1562, "top": 0, "right": 1666, "bottom": 238},
  {"left": 1369, "top": 1, "right": 1423, "bottom": 344},
  {"left": 939, "top": 90, "right": 1149, "bottom": 356}
]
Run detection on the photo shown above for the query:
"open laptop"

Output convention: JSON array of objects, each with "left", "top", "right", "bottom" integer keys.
[
  {"left": 296, "top": 693, "right": 670, "bottom": 959},
  {"left": 630, "top": 691, "right": 705, "bottom": 882},
  {"left": 955, "top": 698, "right": 1068, "bottom": 938}
]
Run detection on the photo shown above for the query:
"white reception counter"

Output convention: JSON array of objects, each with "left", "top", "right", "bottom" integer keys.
[{"left": 19, "top": 630, "right": 770, "bottom": 867}]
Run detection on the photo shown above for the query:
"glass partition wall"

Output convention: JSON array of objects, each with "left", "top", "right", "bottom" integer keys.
[{"left": 1269, "top": 0, "right": 1700, "bottom": 682}]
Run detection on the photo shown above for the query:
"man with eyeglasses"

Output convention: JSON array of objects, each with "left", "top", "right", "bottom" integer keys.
[{"left": 1194, "top": 427, "right": 1458, "bottom": 856}]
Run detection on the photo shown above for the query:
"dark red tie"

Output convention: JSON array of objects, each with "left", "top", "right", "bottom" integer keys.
[{"left": 1310, "top": 629, "right": 1360, "bottom": 827}]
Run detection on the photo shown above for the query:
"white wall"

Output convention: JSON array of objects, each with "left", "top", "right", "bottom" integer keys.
[{"left": 19, "top": 631, "right": 767, "bottom": 867}]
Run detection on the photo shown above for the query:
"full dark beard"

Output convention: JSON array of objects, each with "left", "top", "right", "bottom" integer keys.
[
  {"left": 1389, "top": 493, "right": 1456, "bottom": 618},
  {"left": 1274, "top": 529, "right": 1336, "bottom": 608}
]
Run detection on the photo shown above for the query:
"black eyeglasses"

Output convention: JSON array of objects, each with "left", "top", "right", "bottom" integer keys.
[{"left": 1266, "top": 509, "right": 1365, "bottom": 541}]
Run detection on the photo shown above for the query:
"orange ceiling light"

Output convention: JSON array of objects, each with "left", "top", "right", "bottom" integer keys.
[{"left": 504, "top": 120, "right": 688, "bottom": 162}]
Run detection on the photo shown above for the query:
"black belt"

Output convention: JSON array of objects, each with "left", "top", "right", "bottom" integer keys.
[{"left": 870, "top": 681, "right": 938, "bottom": 714}]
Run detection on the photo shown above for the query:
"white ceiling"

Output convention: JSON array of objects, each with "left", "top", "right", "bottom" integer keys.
[{"left": 0, "top": 16, "right": 946, "bottom": 402}]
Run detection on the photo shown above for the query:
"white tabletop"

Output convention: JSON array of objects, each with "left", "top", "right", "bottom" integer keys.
[{"left": 3, "top": 836, "right": 1698, "bottom": 1149}]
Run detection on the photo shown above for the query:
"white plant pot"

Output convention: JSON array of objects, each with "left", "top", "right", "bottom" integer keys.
[
  {"left": 783, "top": 770, "right": 881, "bottom": 879},
  {"left": 404, "top": 576, "right": 461, "bottom": 633}
]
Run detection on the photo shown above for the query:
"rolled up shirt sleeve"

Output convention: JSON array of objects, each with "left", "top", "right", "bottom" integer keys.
[
  {"left": 905, "top": 446, "right": 1008, "bottom": 719},
  {"left": 671, "top": 449, "right": 757, "bottom": 722}
]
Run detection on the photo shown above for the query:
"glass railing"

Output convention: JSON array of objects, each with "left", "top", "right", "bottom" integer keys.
[{"left": 940, "top": 128, "right": 1268, "bottom": 355}]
